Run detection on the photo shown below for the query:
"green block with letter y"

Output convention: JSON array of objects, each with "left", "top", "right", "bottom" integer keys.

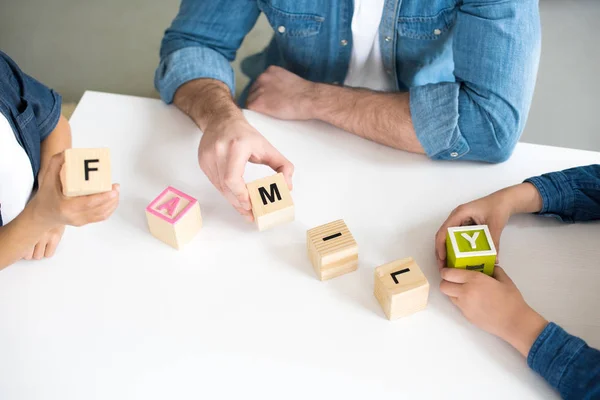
[{"left": 446, "top": 225, "right": 497, "bottom": 276}]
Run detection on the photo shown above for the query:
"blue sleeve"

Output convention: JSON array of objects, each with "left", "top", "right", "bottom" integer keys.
[
  {"left": 524, "top": 165, "right": 600, "bottom": 223},
  {"left": 155, "top": 0, "right": 261, "bottom": 103},
  {"left": 528, "top": 323, "right": 600, "bottom": 399},
  {"left": 409, "top": 0, "right": 540, "bottom": 163},
  {"left": 0, "top": 51, "right": 62, "bottom": 141}
]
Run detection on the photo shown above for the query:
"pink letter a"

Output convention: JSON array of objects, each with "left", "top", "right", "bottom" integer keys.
[{"left": 157, "top": 196, "right": 180, "bottom": 216}]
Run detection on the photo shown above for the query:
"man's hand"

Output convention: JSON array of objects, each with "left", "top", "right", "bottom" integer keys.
[
  {"left": 247, "top": 66, "right": 317, "bottom": 121},
  {"left": 30, "top": 152, "right": 120, "bottom": 228},
  {"left": 435, "top": 183, "right": 543, "bottom": 269},
  {"left": 21, "top": 225, "right": 65, "bottom": 260},
  {"left": 173, "top": 79, "right": 295, "bottom": 221},
  {"left": 199, "top": 115, "right": 294, "bottom": 221},
  {"left": 440, "top": 267, "right": 548, "bottom": 357}
]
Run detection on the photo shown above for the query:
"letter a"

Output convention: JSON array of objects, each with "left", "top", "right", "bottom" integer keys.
[
  {"left": 460, "top": 231, "right": 480, "bottom": 249},
  {"left": 157, "top": 196, "right": 180, "bottom": 216}
]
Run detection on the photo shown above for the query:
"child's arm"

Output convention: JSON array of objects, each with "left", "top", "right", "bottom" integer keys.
[
  {"left": 21, "top": 115, "right": 73, "bottom": 260},
  {"left": 38, "top": 115, "right": 72, "bottom": 182},
  {"left": 440, "top": 267, "right": 600, "bottom": 399},
  {"left": 0, "top": 153, "right": 120, "bottom": 270},
  {"left": 525, "top": 164, "right": 600, "bottom": 222}
]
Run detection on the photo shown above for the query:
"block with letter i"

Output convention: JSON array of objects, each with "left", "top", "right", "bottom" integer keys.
[
  {"left": 246, "top": 172, "right": 294, "bottom": 231},
  {"left": 145, "top": 186, "right": 202, "bottom": 250},
  {"left": 61, "top": 148, "right": 111, "bottom": 196},
  {"left": 446, "top": 225, "right": 497, "bottom": 276},
  {"left": 374, "top": 257, "right": 430, "bottom": 320},
  {"left": 307, "top": 219, "right": 358, "bottom": 280}
]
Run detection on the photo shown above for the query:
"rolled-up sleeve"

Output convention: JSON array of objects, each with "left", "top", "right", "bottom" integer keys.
[
  {"left": 155, "top": 0, "right": 261, "bottom": 104},
  {"left": 528, "top": 323, "right": 600, "bottom": 399},
  {"left": 525, "top": 165, "right": 600, "bottom": 223},
  {"left": 410, "top": 0, "right": 541, "bottom": 163}
]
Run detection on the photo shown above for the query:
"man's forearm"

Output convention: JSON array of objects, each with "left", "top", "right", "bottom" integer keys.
[
  {"left": 308, "top": 84, "right": 424, "bottom": 154},
  {"left": 173, "top": 79, "right": 243, "bottom": 131}
]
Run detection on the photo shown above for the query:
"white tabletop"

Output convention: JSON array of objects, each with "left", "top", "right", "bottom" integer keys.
[{"left": 1, "top": 91, "right": 599, "bottom": 400}]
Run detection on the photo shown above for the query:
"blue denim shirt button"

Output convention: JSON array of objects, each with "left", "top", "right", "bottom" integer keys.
[
  {"left": 277, "top": 26, "right": 286, "bottom": 34},
  {"left": 385, "top": 36, "right": 392, "bottom": 42},
  {"left": 450, "top": 152, "right": 459, "bottom": 158},
  {"left": 340, "top": 39, "right": 348, "bottom": 46},
  {"left": 434, "top": 29, "right": 442, "bottom": 36}
]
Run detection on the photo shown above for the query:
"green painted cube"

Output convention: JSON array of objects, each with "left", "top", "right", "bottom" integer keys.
[{"left": 446, "top": 225, "right": 497, "bottom": 276}]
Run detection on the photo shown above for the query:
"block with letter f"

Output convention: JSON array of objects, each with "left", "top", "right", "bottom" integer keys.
[
  {"left": 246, "top": 173, "right": 294, "bottom": 231},
  {"left": 61, "top": 148, "right": 112, "bottom": 196},
  {"left": 446, "top": 225, "right": 497, "bottom": 276}
]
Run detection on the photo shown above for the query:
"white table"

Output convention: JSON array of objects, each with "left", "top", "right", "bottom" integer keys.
[{"left": 1, "top": 91, "right": 599, "bottom": 400}]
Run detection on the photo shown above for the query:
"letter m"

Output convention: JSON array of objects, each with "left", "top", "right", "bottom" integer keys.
[{"left": 259, "top": 183, "right": 281, "bottom": 205}]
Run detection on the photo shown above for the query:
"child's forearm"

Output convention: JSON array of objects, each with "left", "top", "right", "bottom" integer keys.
[
  {"left": 502, "top": 183, "right": 544, "bottom": 215},
  {"left": 39, "top": 115, "right": 72, "bottom": 181},
  {"left": 0, "top": 204, "right": 56, "bottom": 270}
]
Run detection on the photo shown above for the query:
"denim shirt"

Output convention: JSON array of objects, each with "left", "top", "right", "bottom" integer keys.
[
  {"left": 0, "top": 51, "right": 62, "bottom": 227},
  {"left": 525, "top": 165, "right": 600, "bottom": 399},
  {"left": 156, "top": 0, "right": 541, "bottom": 163}
]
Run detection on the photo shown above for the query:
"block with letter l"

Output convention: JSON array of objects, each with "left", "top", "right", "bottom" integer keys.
[
  {"left": 445, "top": 225, "right": 497, "bottom": 276},
  {"left": 246, "top": 172, "right": 294, "bottom": 231},
  {"left": 374, "top": 257, "right": 429, "bottom": 320},
  {"left": 145, "top": 186, "right": 202, "bottom": 250},
  {"left": 61, "top": 148, "right": 112, "bottom": 196}
]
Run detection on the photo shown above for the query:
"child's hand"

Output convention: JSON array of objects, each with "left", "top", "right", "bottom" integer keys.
[
  {"left": 435, "top": 191, "right": 512, "bottom": 269},
  {"left": 30, "top": 152, "right": 120, "bottom": 228},
  {"left": 21, "top": 225, "right": 65, "bottom": 260},
  {"left": 439, "top": 267, "right": 548, "bottom": 357}
]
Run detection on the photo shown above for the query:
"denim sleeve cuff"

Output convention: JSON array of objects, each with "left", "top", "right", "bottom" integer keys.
[
  {"left": 527, "top": 322, "right": 586, "bottom": 391},
  {"left": 525, "top": 172, "right": 575, "bottom": 219},
  {"left": 409, "top": 82, "right": 470, "bottom": 160},
  {"left": 154, "top": 47, "right": 235, "bottom": 104},
  {"left": 38, "top": 90, "right": 62, "bottom": 141}
]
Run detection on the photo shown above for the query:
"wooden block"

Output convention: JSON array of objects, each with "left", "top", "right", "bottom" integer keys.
[
  {"left": 446, "top": 225, "right": 497, "bottom": 276},
  {"left": 374, "top": 257, "right": 429, "bottom": 320},
  {"left": 145, "top": 186, "right": 202, "bottom": 250},
  {"left": 307, "top": 219, "right": 358, "bottom": 280},
  {"left": 246, "top": 173, "right": 294, "bottom": 231},
  {"left": 61, "top": 148, "right": 112, "bottom": 196}
]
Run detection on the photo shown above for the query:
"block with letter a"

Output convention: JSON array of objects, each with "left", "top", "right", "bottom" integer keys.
[
  {"left": 246, "top": 172, "right": 294, "bottom": 231},
  {"left": 307, "top": 219, "right": 358, "bottom": 280},
  {"left": 61, "top": 148, "right": 112, "bottom": 196},
  {"left": 145, "top": 186, "right": 202, "bottom": 250},
  {"left": 374, "top": 257, "right": 430, "bottom": 320},
  {"left": 445, "top": 225, "right": 497, "bottom": 276}
]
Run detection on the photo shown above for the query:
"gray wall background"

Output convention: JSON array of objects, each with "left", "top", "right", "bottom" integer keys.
[{"left": 0, "top": 0, "right": 598, "bottom": 152}]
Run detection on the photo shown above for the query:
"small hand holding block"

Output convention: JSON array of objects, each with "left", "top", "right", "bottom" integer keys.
[
  {"left": 246, "top": 173, "right": 294, "bottom": 231},
  {"left": 61, "top": 148, "right": 112, "bottom": 196},
  {"left": 145, "top": 186, "right": 202, "bottom": 250},
  {"left": 374, "top": 257, "right": 429, "bottom": 320},
  {"left": 446, "top": 225, "right": 497, "bottom": 276},
  {"left": 307, "top": 219, "right": 358, "bottom": 280}
]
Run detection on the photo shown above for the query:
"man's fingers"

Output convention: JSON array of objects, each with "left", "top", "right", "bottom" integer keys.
[
  {"left": 439, "top": 280, "right": 464, "bottom": 298},
  {"left": 262, "top": 144, "right": 294, "bottom": 190},
  {"left": 224, "top": 142, "right": 252, "bottom": 211},
  {"left": 440, "top": 267, "right": 479, "bottom": 284},
  {"left": 246, "top": 86, "right": 263, "bottom": 107}
]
